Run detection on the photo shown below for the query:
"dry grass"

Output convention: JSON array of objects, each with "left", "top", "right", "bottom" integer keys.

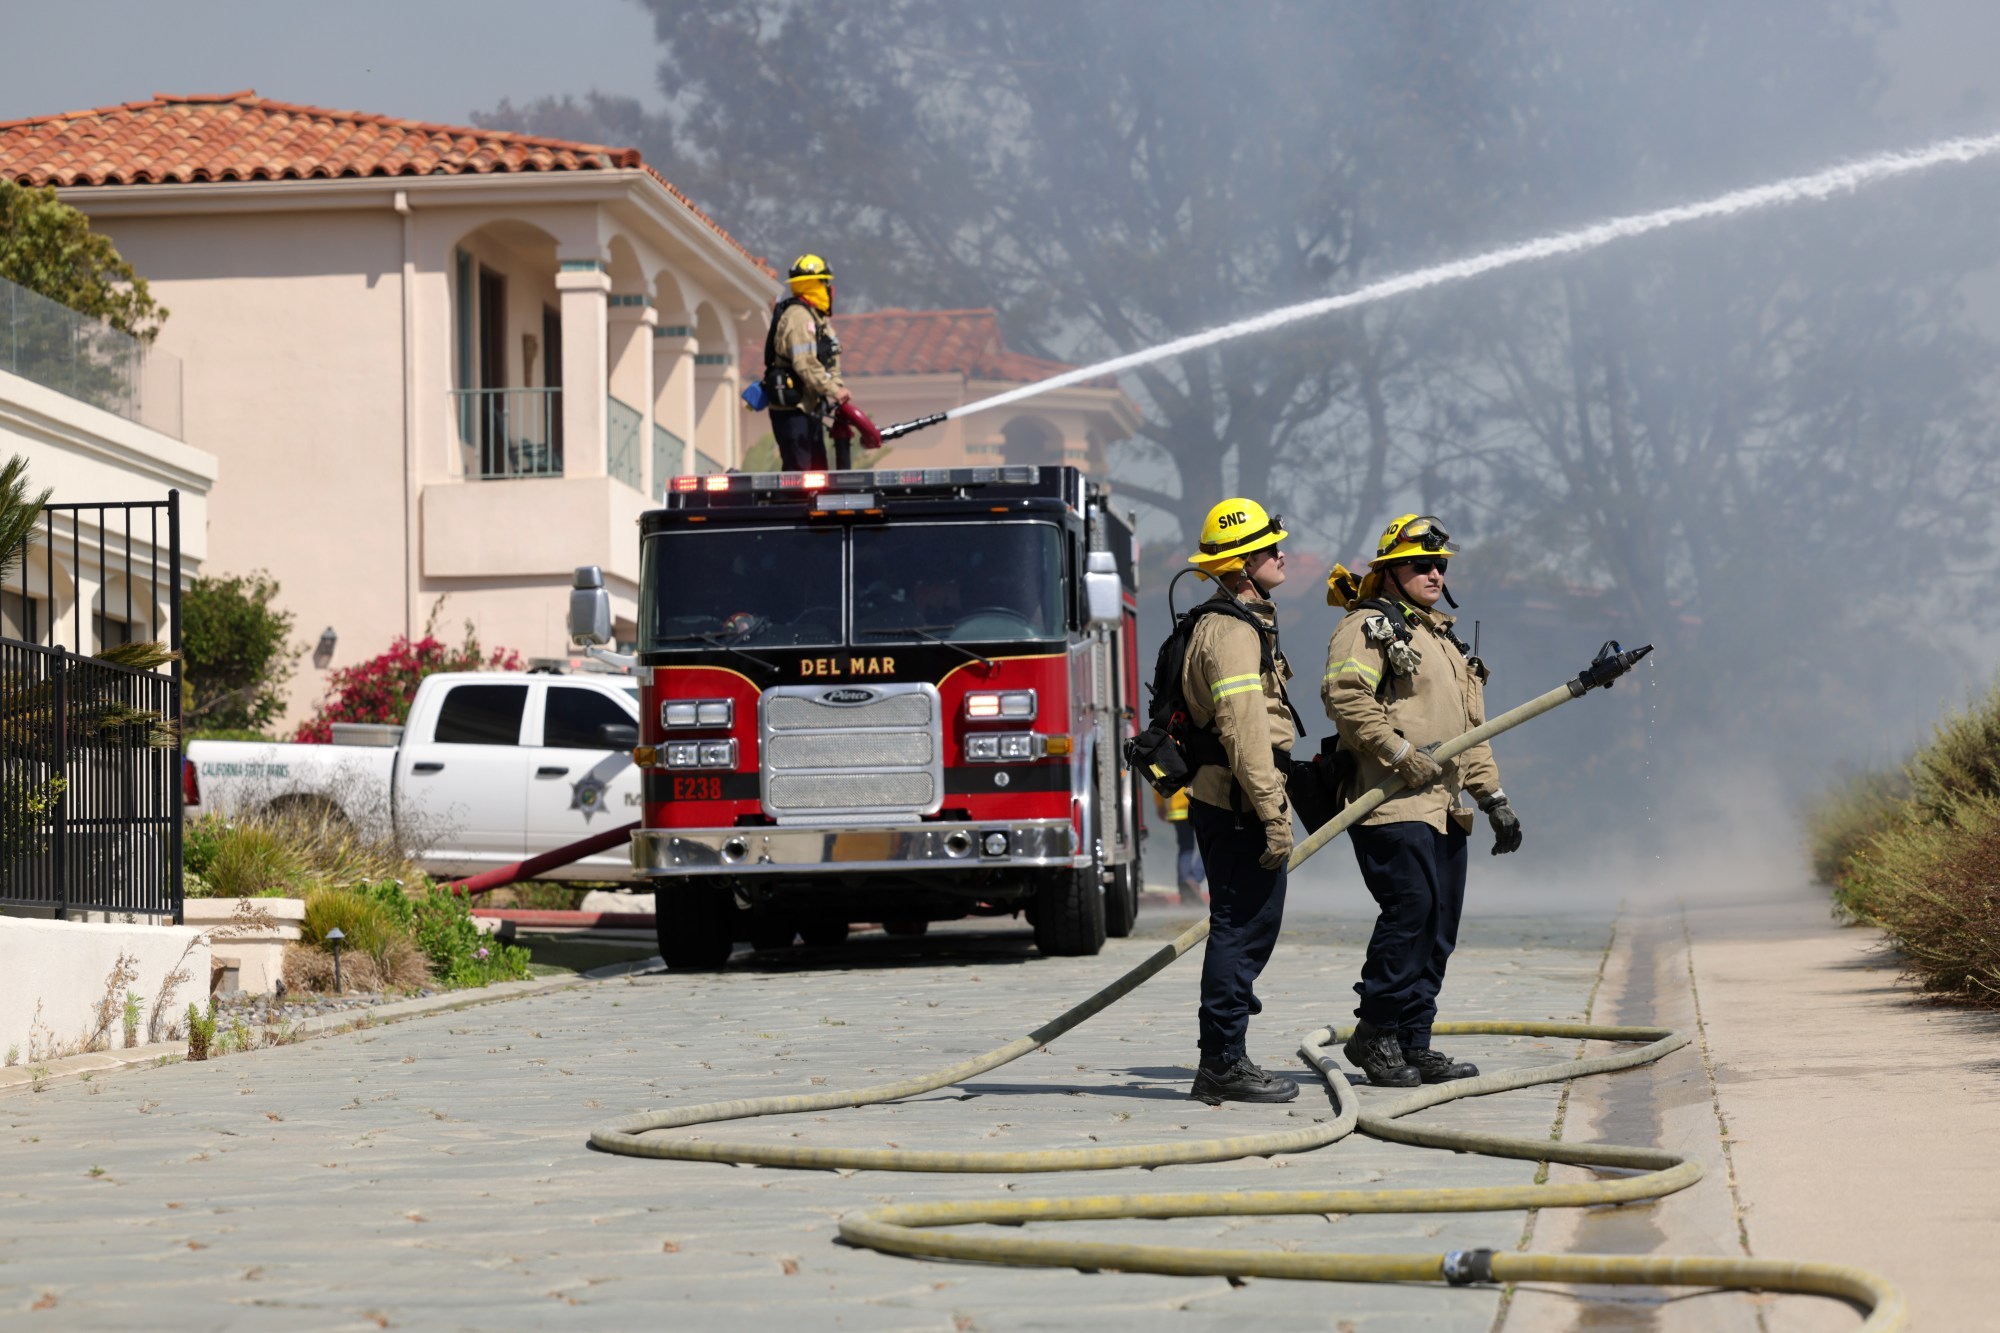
[{"left": 281, "top": 936, "right": 429, "bottom": 994}]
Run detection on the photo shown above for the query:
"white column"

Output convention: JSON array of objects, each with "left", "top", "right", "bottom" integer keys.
[
  {"left": 653, "top": 322, "right": 699, "bottom": 480},
  {"left": 606, "top": 295, "right": 656, "bottom": 493},
  {"left": 693, "top": 353, "right": 737, "bottom": 471},
  {"left": 556, "top": 259, "right": 610, "bottom": 478}
]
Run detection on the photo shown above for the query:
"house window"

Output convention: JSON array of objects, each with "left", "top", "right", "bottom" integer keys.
[{"left": 95, "top": 611, "right": 132, "bottom": 650}]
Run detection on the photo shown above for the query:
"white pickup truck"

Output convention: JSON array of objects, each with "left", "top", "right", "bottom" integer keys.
[{"left": 186, "top": 671, "right": 645, "bottom": 883}]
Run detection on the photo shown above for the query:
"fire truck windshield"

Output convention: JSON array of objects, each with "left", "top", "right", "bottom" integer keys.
[
  {"left": 640, "top": 527, "right": 842, "bottom": 651},
  {"left": 852, "top": 521, "right": 1064, "bottom": 643}
]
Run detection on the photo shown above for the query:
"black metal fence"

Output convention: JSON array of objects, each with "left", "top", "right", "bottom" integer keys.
[{"left": 0, "top": 493, "right": 183, "bottom": 920}]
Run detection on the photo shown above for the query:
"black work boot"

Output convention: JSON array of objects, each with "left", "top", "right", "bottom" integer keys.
[
  {"left": 1342, "top": 1020, "right": 1420, "bottom": 1088},
  {"left": 1400, "top": 1044, "right": 1479, "bottom": 1084},
  {"left": 1190, "top": 1057, "right": 1300, "bottom": 1105}
]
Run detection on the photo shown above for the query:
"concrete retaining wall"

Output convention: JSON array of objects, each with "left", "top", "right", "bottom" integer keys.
[
  {"left": 183, "top": 898, "right": 304, "bottom": 995},
  {"left": 0, "top": 915, "right": 211, "bottom": 1065}
]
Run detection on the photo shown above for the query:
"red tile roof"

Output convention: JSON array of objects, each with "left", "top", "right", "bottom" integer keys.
[
  {"left": 742, "top": 307, "right": 1107, "bottom": 386},
  {"left": 0, "top": 91, "right": 769, "bottom": 274}
]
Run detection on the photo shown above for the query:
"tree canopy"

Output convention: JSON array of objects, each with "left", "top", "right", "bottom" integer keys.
[{"left": 0, "top": 180, "right": 165, "bottom": 340}]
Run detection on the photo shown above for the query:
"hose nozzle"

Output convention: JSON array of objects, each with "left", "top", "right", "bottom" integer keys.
[
  {"left": 878, "top": 412, "right": 948, "bottom": 442},
  {"left": 1568, "top": 641, "right": 1654, "bottom": 696}
]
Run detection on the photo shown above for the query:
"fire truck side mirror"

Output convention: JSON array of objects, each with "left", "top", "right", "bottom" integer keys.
[
  {"left": 1083, "top": 551, "right": 1122, "bottom": 628},
  {"left": 568, "top": 565, "right": 613, "bottom": 646}
]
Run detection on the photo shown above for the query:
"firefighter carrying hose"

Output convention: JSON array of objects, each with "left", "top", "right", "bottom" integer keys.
[
  {"left": 763, "top": 253, "right": 865, "bottom": 471},
  {"left": 1180, "top": 498, "right": 1301, "bottom": 1105},
  {"left": 1322, "top": 514, "right": 1523, "bottom": 1089}
]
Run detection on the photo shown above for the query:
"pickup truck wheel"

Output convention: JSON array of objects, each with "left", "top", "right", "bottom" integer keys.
[
  {"left": 1104, "top": 860, "right": 1140, "bottom": 939},
  {"left": 799, "top": 920, "right": 848, "bottom": 948},
  {"left": 1033, "top": 867, "right": 1106, "bottom": 957},
  {"left": 659, "top": 885, "right": 736, "bottom": 971}
]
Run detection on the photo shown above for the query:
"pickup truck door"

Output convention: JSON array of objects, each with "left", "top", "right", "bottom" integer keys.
[
  {"left": 523, "top": 681, "right": 642, "bottom": 876},
  {"left": 394, "top": 681, "right": 530, "bottom": 870}
]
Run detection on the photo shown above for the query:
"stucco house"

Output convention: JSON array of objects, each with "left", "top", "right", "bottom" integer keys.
[
  {"left": 737, "top": 307, "right": 1141, "bottom": 476},
  {"left": 0, "top": 91, "right": 777, "bottom": 723}
]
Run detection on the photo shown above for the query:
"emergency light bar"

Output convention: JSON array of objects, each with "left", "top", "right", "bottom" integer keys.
[{"left": 664, "top": 465, "right": 1052, "bottom": 507}]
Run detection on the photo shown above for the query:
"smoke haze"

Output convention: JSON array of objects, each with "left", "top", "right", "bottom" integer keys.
[{"left": 477, "top": 0, "right": 2000, "bottom": 887}]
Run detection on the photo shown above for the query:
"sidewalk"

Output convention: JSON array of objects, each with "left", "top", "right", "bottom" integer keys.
[{"left": 1505, "top": 881, "right": 1998, "bottom": 1331}]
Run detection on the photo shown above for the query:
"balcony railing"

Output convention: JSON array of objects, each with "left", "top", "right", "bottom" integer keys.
[
  {"left": 607, "top": 394, "right": 643, "bottom": 491},
  {"left": 454, "top": 387, "right": 562, "bottom": 478},
  {"left": 1, "top": 275, "right": 183, "bottom": 439},
  {"left": 653, "top": 422, "right": 687, "bottom": 495}
]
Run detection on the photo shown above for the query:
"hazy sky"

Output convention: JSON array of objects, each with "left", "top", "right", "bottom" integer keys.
[
  {"left": 5, "top": 0, "right": 2000, "bottom": 141},
  {"left": 0, "top": 0, "right": 665, "bottom": 127}
]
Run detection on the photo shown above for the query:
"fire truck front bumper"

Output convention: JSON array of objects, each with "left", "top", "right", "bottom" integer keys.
[{"left": 631, "top": 819, "right": 1077, "bottom": 876}]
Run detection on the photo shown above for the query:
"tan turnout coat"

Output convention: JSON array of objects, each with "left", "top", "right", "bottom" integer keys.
[
  {"left": 1321, "top": 601, "right": 1501, "bottom": 834},
  {"left": 773, "top": 301, "right": 845, "bottom": 412},
  {"left": 1180, "top": 589, "right": 1297, "bottom": 825}
]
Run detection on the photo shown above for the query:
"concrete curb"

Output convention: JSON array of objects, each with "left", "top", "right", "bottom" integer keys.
[{"left": 0, "top": 957, "right": 662, "bottom": 1097}]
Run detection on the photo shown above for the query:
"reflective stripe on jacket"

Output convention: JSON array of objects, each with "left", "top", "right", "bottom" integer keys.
[
  {"left": 1181, "top": 588, "right": 1296, "bottom": 823},
  {"left": 1321, "top": 601, "right": 1501, "bottom": 833},
  {"left": 773, "top": 302, "right": 844, "bottom": 411}
]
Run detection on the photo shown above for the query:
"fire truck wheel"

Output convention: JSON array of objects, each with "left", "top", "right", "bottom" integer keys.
[
  {"left": 659, "top": 885, "right": 737, "bottom": 971},
  {"left": 1033, "top": 868, "right": 1107, "bottom": 957},
  {"left": 800, "top": 920, "right": 849, "bottom": 947},
  {"left": 1104, "top": 862, "right": 1140, "bottom": 939}
]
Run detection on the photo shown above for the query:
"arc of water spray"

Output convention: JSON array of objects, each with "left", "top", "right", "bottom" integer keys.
[{"left": 946, "top": 130, "right": 2000, "bottom": 423}]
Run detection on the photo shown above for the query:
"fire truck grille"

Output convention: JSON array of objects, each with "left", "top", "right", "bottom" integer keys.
[
  {"left": 767, "top": 732, "right": 933, "bottom": 770},
  {"left": 758, "top": 683, "right": 943, "bottom": 823},
  {"left": 768, "top": 771, "right": 937, "bottom": 810},
  {"left": 765, "top": 692, "right": 932, "bottom": 730}
]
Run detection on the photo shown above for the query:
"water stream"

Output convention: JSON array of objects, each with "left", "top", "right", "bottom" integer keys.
[{"left": 947, "top": 130, "right": 2000, "bottom": 423}]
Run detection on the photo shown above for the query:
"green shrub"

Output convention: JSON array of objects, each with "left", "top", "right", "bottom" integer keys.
[
  {"left": 1806, "top": 767, "right": 1910, "bottom": 913},
  {"left": 1859, "top": 793, "right": 2000, "bottom": 1004},
  {"left": 341, "top": 879, "right": 530, "bottom": 989},
  {"left": 300, "top": 885, "right": 401, "bottom": 963},
  {"left": 1909, "top": 676, "right": 2000, "bottom": 823},
  {"left": 204, "top": 823, "right": 307, "bottom": 898},
  {"left": 182, "top": 571, "right": 295, "bottom": 734}
]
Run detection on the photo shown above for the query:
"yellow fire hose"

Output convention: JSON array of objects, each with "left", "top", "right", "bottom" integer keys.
[{"left": 592, "top": 646, "right": 1906, "bottom": 1328}]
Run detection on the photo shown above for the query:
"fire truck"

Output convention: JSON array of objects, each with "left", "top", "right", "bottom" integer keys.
[{"left": 580, "top": 464, "right": 1146, "bottom": 970}]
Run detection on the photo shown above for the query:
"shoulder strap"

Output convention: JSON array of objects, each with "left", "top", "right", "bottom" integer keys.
[{"left": 763, "top": 297, "right": 807, "bottom": 373}]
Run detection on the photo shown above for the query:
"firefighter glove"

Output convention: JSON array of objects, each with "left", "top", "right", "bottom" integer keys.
[
  {"left": 1482, "top": 794, "right": 1522, "bottom": 855},
  {"left": 1259, "top": 814, "right": 1294, "bottom": 870},
  {"left": 1389, "top": 740, "right": 1442, "bottom": 790}
]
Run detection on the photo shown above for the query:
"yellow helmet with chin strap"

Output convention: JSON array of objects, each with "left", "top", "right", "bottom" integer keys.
[
  {"left": 1188, "top": 497, "right": 1287, "bottom": 575},
  {"left": 787, "top": 253, "right": 834, "bottom": 291},
  {"left": 1371, "top": 513, "right": 1457, "bottom": 567}
]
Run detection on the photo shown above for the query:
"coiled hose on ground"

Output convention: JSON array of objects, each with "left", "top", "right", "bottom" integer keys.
[{"left": 593, "top": 650, "right": 1905, "bottom": 1328}]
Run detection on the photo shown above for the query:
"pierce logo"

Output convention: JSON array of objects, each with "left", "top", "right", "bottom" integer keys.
[
  {"left": 823, "top": 688, "right": 877, "bottom": 705},
  {"left": 1218, "top": 510, "right": 1247, "bottom": 529}
]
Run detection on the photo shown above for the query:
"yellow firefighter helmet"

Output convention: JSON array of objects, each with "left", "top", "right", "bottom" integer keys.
[
  {"left": 1189, "top": 497, "right": 1287, "bottom": 574},
  {"left": 787, "top": 253, "right": 834, "bottom": 291},
  {"left": 1371, "top": 513, "right": 1457, "bottom": 566}
]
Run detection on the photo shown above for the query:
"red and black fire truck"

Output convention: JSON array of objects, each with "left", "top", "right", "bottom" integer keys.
[{"left": 610, "top": 464, "right": 1144, "bottom": 969}]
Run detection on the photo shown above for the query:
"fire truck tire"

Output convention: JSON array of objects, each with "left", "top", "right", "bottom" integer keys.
[
  {"left": 1033, "top": 868, "right": 1107, "bottom": 957},
  {"left": 660, "top": 885, "right": 737, "bottom": 971},
  {"left": 1104, "top": 862, "right": 1140, "bottom": 938},
  {"left": 800, "top": 920, "right": 850, "bottom": 948}
]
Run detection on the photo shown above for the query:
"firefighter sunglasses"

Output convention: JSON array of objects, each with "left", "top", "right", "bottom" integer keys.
[{"left": 1402, "top": 557, "right": 1449, "bottom": 575}]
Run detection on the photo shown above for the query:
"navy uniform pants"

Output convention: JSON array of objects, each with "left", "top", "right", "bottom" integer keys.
[
  {"left": 772, "top": 409, "right": 851, "bottom": 471},
  {"left": 1349, "top": 820, "right": 1468, "bottom": 1051},
  {"left": 1189, "top": 799, "right": 1288, "bottom": 1064}
]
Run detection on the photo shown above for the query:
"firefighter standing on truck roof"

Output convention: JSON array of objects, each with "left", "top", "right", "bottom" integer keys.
[
  {"left": 764, "top": 254, "right": 853, "bottom": 472},
  {"left": 1321, "top": 514, "right": 1523, "bottom": 1089},
  {"left": 1180, "top": 498, "right": 1301, "bottom": 1105}
]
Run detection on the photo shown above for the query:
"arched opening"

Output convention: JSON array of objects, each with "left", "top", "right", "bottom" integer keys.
[
  {"left": 449, "top": 220, "right": 563, "bottom": 479},
  {"left": 1001, "top": 415, "right": 1064, "bottom": 467}
]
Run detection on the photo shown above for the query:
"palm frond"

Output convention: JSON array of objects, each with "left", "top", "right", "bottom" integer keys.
[{"left": 0, "top": 454, "right": 52, "bottom": 587}]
